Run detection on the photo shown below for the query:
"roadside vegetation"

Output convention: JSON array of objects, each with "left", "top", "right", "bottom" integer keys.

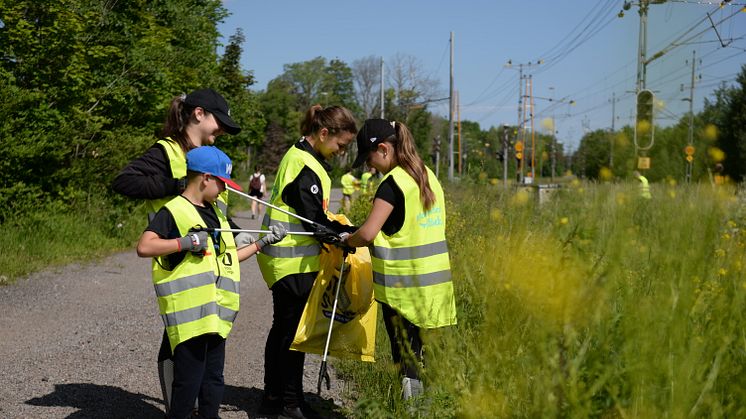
[{"left": 339, "top": 181, "right": 746, "bottom": 418}]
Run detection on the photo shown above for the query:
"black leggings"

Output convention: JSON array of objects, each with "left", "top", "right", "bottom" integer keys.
[
  {"left": 381, "top": 303, "right": 424, "bottom": 380},
  {"left": 263, "top": 272, "right": 316, "bottom": 408}
]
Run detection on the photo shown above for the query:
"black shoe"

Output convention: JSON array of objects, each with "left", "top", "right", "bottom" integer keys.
[
  {"left": 257, "top": 395, "right": 282, "bottom": 418},
  {"left": 278, "top": 407, "right": 306, "bottom": 419}
]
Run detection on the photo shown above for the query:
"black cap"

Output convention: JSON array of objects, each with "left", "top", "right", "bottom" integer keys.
[
  {"left": 184, "top": 89, "right": 241, "bottom": 135},
  {"left": 353, "top": 119, "right": 396, "bottom": 168}
]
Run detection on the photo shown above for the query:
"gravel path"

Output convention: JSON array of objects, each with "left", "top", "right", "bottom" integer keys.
[{"left": 0, "top": 196, "right": 353, "bottom": 418}]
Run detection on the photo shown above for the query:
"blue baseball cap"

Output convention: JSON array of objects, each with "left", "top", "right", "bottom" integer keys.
[{"left": 186, "top": 146, "right": 242, "bottom": 191}]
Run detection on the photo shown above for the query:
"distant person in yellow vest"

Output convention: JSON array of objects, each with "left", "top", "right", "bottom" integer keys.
[
  {"left": 342, "top": 119, "right": 457, "bottom": 400},
  {"left": 137, "top": 146, "right": 286, "bottom": 418},
  {"left": 360, "top": 166, "right": 377, "bottom": 193},
  {"left": 633, "top": 170, "right": 652, "bottom": 199},
  {"left": 256, "top": 105, "right": 359, "bottom": 419},
  {"left": 340, "top": 166, "right": 359, "bottom": 211},
  {"left": 112, "top": 89, "right": 254, "bottom": 413}
]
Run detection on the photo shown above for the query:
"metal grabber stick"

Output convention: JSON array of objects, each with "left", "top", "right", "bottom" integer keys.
[
  {"left": 317, "top": 248, "right": 349, "bottom": 395},
  {"left": 192, "top": 227, "right": 314, "bottom": 236},
  {"left": 227, "top": 186, "right": 320, "bottom": 227}
]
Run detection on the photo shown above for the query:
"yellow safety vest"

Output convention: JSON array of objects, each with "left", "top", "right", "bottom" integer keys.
[
  {"left": 341, "top": 172, "right": 357, "bottom": 195},
  {"left": 638, "top": 175, "right": 652, "bottom": 199},
  {"left": 257, "top": 145, "right": 331, "bottom": 288},
  {"left": 145, "top": 138, "right": 229, "bottom": 217},
  {"left": 360, "top": 172, "right": 373, "bottom": 193},
  {"left": 371, "top": 166, "right": 457, "bottom": 328},
  {"left": 152, "top": 196, "right": 240, "bottom": 353}
]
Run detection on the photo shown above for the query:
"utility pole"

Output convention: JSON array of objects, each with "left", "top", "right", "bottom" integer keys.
[
  {"left": 448, "top": 31, "right": 455, "bottom": 181},
  {"left": 502, "top": 124, "right": 509, "bottom": 188},
  {"left": 685, "top": 50, "right": 697, "bottom": 183},
  {"left": 636, "top": 0, "right": 649, "bottom": 92},
  {"left": 609, "top": 92, "right": 617, "bottom": 170},
  {"left": 380, "top": 57, "right": 385, "bottom": 119},
  {"left": 505, "top": 59, "right": 542, "bottom": 183},
  {"left": 529, "top": 75, "right": 536, "bottom": 181}
]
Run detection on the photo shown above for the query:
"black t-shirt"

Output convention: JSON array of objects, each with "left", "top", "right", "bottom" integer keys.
[
  {"left": 374, "top": 176, "right": 405, "bottom": 236},
  {"left": 146, "top": 196, "right": 222, "bottom": 269}
]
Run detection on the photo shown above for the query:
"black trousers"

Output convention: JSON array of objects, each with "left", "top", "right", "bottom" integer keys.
[
  {"left": 381, "top": 303, "right": 424, "bottom": 380},
  {"left": 263, "top": 272, "right": 316, "bottom": 408},
  {"left": 168, "top": 334, "right": 226, "bottom": 419}
]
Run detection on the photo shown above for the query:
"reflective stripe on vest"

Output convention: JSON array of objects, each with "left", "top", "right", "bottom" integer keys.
[
  {"left": 257, "top": 145, "right": 330, "bottom": 288},
  {"left": 371, "top": 166, "right": 457, "bottom": 329},
  {"left": 161, "top": 302, "right": 238, "bottom": 327},
  {"left": 152, "top": 196, "right": 240, "bottom": 352}
]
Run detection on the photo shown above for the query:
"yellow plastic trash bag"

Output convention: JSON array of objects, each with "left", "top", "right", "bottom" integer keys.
[{"left": 291, "top": 218, "right": 376, "bottom": 362}]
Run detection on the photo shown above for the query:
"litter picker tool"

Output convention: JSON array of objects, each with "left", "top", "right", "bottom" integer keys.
[
  {"left": 227, "top": 186, "right": 348, "bottom": 246},
  {"left": 317, "top": 249, "right": 349, "bottom": 395},
  {"left": 227, "top": 186, "right": 318, "bottom": 227},
  {"left": 191, "top": 227, "right": 314, "bottom": 236}
]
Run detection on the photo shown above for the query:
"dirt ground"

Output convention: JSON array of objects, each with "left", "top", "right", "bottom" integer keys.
[{"left": 0, "top": 203, "right": 353, "bottom": 418}]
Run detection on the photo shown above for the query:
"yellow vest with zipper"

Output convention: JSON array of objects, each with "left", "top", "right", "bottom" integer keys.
[
  {"left": 257, "top": 145, "right": 330, "bottom": 288},
  {"left": 152, "top": 196, "right": 240, "bottom": 353},
  {"left": 145, "top": 138, "right": 229, "bottom": 217},
  {"left": 371, "top": 166, "right": 457, "bottom": 328}
]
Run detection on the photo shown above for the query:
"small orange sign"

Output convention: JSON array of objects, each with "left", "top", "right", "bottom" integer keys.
[
  {"left": 514, "top": 141, "right": 524, "bottom": 152},
  {"left": 684, "top": 145, "right": 695, "bottom": 156},
  {"left": 686, "top": 155, "right": 694, "bottom": 163},
  {"left": 515, "top": 152, "right": 523, "bottom": 160}
]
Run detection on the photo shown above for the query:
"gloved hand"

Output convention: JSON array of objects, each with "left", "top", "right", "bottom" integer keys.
[
  {"left": 178, "top": 231, "right": 208, "bottom": 254},
  {"left": 314, "top": 226, "right": 344, "bottom": 245},
  {"left": 234, "top": 232, "right": 256, "bottom": 249},
  {"left": 256, "top": 224, "right": 287, "bottom": 250}
]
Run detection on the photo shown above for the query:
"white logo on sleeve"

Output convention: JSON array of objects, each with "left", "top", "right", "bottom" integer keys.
[{"left": 310, "top": 184, "right": 319, "bottom": 194}]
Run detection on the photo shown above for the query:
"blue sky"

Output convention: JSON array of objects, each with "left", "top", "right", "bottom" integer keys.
[{"left": 218, "top": 0, "right": 745, "bottom": 150}]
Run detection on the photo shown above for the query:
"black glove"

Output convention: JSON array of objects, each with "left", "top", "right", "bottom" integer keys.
[
  {"left": 178, "top": 231, "right": 208, "bottom": 254},
  {"left": 314, "top": 226, "right": 355, "bottom": 253}
]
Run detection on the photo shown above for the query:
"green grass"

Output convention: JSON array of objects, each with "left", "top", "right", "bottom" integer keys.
[
  {"left": 0, "top": 193, "right": 145, "bottom": 284},
  {"left": 337, "top": 181, "right": 746, "bottom": 418},
  {"left": 0, "top": 173, "right": 259, "bottom": 285}
]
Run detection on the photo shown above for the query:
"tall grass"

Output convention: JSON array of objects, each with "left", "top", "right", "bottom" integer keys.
[
  {"left": 338, "top": 181, "right": 746, "bottom": 418},
  {"left": 0, "top": 190, "right": 146, "bottom": 284}
]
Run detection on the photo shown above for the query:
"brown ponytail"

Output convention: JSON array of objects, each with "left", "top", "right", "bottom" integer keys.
[
  {"left": 389, "top": 121, "right": 436, "bottom": 211},
  {"left": 300, "top": 104, "right": 357, "bottom": 137},
  {"left": 160, "top": 95, "right": 196, "bottom": 153}
]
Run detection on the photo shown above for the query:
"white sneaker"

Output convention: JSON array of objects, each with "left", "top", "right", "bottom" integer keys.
[{"left": 401, "top": 377, "right": 423, "bottom": 399}]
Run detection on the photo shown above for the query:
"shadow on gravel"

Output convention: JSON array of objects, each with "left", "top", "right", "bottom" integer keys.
[
  {"left": 26, "top": 383, "right": 164, "bottom": 418},
  {"left": 222, "top": 385, "right": 348, "bottom": 418},
  {"left": 26, "top": 383, "right": 347, "bottom": 418}
]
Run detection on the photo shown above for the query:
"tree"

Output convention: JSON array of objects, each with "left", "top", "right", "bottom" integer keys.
[
  {"left": 216, "top": 28, "right": 265, "bottom": 170},
  {"left": 352, "top": 55, "right": 381, "bottom": 118},
  {"left": 701, "top": 65, "right": 746, "bottom": 181}
]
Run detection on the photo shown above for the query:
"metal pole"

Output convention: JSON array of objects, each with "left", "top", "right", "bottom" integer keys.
[
  {"left": 317, "top": 250, "right": 349, "bottom": 394},
  {"left": 448, "top": 31, "right": 455, "bottom": 181},
  {"left": 195, "top": 228, "right": 315, "bottom": 236},
  {"left": 610, "top": 92, "right": 616, "bottom": 170},
  {"left": 227, "top": 186, "right": 319, "bottom": 227},
  {"left": 502, "top": 125, "right": 509, "bottom": 188},
  {"left": 686, "top": 50, "right": 696, "bottom": 183}
]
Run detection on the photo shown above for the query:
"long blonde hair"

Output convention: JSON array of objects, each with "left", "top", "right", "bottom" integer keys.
[{"left": 386, "top": 121, "right": 436, "bottom": 211}]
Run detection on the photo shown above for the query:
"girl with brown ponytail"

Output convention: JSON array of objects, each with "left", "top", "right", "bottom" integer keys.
[
  {"left": 342, "top": 118, "right": 457, "bottom": 400},
  {"left": 256, "top": 104, "right": 359, "bottom": 418}
]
